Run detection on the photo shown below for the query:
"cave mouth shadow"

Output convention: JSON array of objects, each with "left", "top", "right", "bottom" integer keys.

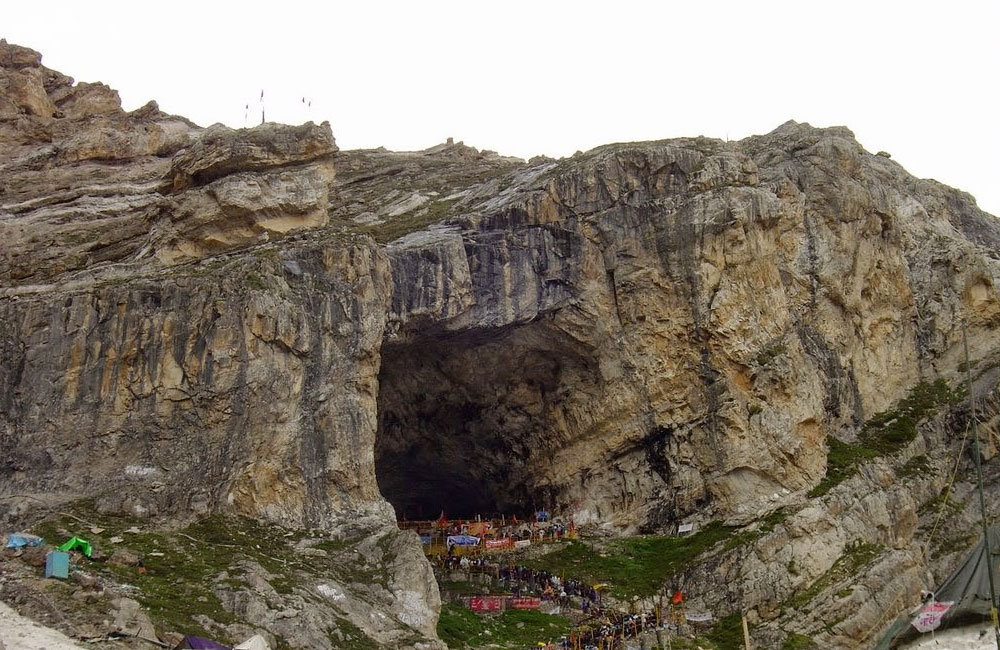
[{"left": 374, "top": 321, "right": 592, "bottom": 521}]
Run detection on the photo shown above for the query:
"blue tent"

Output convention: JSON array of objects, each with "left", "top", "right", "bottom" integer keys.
[{"left": 5, "top": 533, "right": 43, "bottom": 548}]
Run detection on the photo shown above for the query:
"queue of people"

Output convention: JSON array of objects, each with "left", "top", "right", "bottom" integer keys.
[
  {"left": 572, "top": 611, "right": 667, "bottom": 650},
  {"left": 436, "top": 554, "right": 603, "bottom": 607},
  {"left": 433, "top": 553, "right": 694, "bottom": 650}
]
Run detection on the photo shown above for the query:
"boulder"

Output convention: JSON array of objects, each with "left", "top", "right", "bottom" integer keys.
[{"left": 111, "top": 597, "right": 156, "bottom": 640}]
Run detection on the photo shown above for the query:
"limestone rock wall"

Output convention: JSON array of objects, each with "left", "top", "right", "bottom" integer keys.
[
  {"left": 0, "top": 242, "right": 391, "bottom": 529},
  {"left": 0, "top": 40, "right": 380, "bottom": 530},
  {"left": 0, "top": 41, "right": 441, "bottom": 649},
  {"left": 381, "top": 124, "right": 1000, "bottom": 531},
  {"left": 4, "top": 39, "right": 1000, "bottom": 649}
]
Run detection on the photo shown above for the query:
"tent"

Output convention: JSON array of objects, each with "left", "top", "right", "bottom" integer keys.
[
  {"left": 234, "top": 635, "right": 270, "bottom": 650},
  {"left": 876, "top": 525, "right": 1000, "bottom": 648},
  {"left": 5, "top": 533, "right": 43, "bottom": 548},
  {"left": 58, "top": 536, "right": 92, "bottom": 558},
  {"left": 177, "top": 636, "right": 230, "bottom": 650}
]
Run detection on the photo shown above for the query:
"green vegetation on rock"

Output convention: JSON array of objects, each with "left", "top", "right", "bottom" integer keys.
[
  {"left": 896, "top": 453, "right": 932, "bottom": 480},
  {"left": 755, "top": 342, "right": 787, "bottom": 366},
  {"left": 785, "top": 540, "right": 883, "bottom": 610},
  {"left": 859, "top": 378, "right": 963, "bottom": 454},
  {"left": 436, "top": 603, "right": 571, "bottom": 649},
  {"left": 704, "top": 613, "right": 746, "bottom": 650},
  {"left": 361, "top": 196, "right": 461, "bottom": 243},
  {"left": 28, "top": 501, "right": 383, "bottom": 648},
  {"left": 521, "top": 522, "right": 742, "bottom": 599},
  {"left": 666, "top": 639, "right": 720, "bottom": 650},
  {"left": 809, "top": 379, "right": 962, "bottom": 497},
  {"left": 918, "top": 491, "right": 964, "bottom": 518},
  {"left": 929, "top": 528, "right": 977, "bottom": 560},
  {"left": 782, "top": 631, "right": 817, "bottom": 649},
  {"left": 330, "top": 616, "right": 381, "bottom": 650},
  {"left": 724, "top": 509, "right": 789, "bottom": 550},
  {"left": 438, "top": 578, "right": 488, "bottom": 596},
  {"left": 807, "top": 437, "right": 880, "bottom": 497}
]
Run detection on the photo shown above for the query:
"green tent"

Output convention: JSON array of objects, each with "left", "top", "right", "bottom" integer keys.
[
  {"left": 58, "top": 536, "right": 92, "bottom": 558},
  {"left": 876, "top": 525, "right": 1000, "bottom": 648}
]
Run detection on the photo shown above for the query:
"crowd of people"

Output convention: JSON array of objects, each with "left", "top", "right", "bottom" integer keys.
[
  {"left": 418, "top": 510, "right": 706, "bottom": 648},
  {"left": 573, "top": 611, "right": 670, "bottom": 650},
  {"left": 436, "top": 555, "right": 603, "bottom": 608},
  {"left": 497, "top": 565, "right": 603, "bottom": 609},
  {"left": 433, "top": 553, "right": 693, "bottom": 650}
]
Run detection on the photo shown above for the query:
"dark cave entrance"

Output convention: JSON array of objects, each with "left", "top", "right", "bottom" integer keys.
[{"left": 374, "top": 321, "right": 593, "bottom": 521}]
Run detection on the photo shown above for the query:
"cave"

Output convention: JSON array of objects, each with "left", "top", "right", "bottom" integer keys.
[{"left": 374, "top": 320, "right": 596, "bottom": 521}]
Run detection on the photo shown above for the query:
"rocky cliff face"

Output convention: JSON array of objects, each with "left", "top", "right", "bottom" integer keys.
[
  {"left": 376, "top": 125, "right": 1000, "bottom": 532},
  {"left": 0, "top": 40, "right": 436, "bottom": 649},
  {"left": 3, "top": 40, "right": 1000, "bottom": 648}
]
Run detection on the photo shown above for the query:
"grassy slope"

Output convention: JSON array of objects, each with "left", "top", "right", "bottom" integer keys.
[
  {"left": 437, "top": 604, "right": 571, "bottom": 649},
  {"left": 26, "top": 502, "right": 383, "bottom": 648}
]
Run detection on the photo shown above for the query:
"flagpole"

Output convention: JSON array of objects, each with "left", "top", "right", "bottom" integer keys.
[{"left": 963, "top": 321, "right": 1000, "bottom": 650}]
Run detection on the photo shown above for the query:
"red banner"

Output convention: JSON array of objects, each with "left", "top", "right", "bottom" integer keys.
[
  {"left": 510, "top": 597, "right": 541, "bottom": 610},
  {"left": 485, "top": 538, "right": 514, "bottom": 550},
  {"left": 469, "top": 597, "right": 503, "bottom": 612}
]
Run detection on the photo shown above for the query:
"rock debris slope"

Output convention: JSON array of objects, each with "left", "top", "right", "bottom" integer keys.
[{"left": 3, "top": 39, "right": 1000, "bottom": 648}]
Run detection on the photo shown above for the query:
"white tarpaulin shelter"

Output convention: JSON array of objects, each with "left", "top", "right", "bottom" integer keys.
[
  {"left": 234, "top": 635, "right": 270, "bottom": 650},
  {"left": 877, "top": 525, "right": 1000, "bottom": 648}
]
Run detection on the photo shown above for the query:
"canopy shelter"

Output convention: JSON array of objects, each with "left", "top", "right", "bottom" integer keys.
[
  {"left": 877, "top": 525, "right": 1000, "bottom": 648},
  {"left": 58, "top": 536, "right": 92, "bottom": 558},
  {"left": 234, "top": 635, "right": 270, "bottom": 650},
  {"left": 177, "top": 636, "right": 230, "bottom": 649}
]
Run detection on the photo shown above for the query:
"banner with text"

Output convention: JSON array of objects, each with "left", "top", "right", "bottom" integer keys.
[
  {"left": 469, "top": 597, "right": 504, "bottom": 613},
  {"left": 485, "top": 538, "right": 514, "bottom": 550},
  {"left": 510, "top": 597, "right": 541, "bottom": 610},
  {"left": 911, "top": 601, "right": 953, "bottom": 633}
]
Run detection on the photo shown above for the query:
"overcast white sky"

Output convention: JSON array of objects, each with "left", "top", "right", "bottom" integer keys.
[{"left": 5, "top": 0, "right": 999, "bottom": 215}]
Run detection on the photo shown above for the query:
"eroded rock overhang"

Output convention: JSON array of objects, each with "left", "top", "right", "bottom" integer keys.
[{"left": 372, "top": 132, "right": 1000, "bottom": 531}]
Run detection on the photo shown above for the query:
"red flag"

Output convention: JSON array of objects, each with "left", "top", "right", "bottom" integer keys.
[{"left": 437, "top": 511, "right": 448, "bottom": 526}]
